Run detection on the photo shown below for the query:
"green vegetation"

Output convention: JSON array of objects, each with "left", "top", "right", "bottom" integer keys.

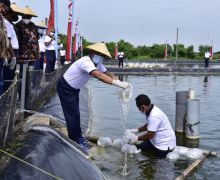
[{"left": 59, "top": 34, "right": 219, "bottom": 60}]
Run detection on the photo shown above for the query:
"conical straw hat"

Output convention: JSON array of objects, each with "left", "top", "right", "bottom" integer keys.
[
  {"left": 10, "top": 2, "right": 23, "bottom": 14},
  {"left": 36, "top": 20, "right": 47, "bottom": 29},
  {"left": 21, "top": 6, "right": 37, "bottom": 17},
  {"left": 86, "top": 42, "right": 112, "bottom": 58}
]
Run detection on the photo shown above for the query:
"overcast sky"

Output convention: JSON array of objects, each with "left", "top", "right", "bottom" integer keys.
[{"left": 14, "top": 0, "right": 220, "bottom": 51}]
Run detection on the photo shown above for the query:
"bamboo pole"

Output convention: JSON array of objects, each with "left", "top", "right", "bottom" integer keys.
[{"left": 175, "top": 156, "right": 206, "bottom": 180}]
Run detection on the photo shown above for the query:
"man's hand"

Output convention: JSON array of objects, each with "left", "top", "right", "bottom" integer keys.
[
  {"left": 9, "top": 57, "right": 16, "bottom": 70},
  {"left": 112, "top": 80, "right": 129, "bottom": 89},
  {"left": 125, "top": 133, "right": 138, "bottom": 144}
]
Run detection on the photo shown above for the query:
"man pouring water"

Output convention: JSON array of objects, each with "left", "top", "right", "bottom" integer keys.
[
  {"left": 57, "top": 42, "right": 130, "bottom": 150},
  {"left": 125, "top": 94, "right": 176, "bottom": 158}
]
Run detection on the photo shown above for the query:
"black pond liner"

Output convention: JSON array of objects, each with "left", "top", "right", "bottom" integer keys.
[{"left": 0, "top": 124, "right": 105, "bottom": 180}]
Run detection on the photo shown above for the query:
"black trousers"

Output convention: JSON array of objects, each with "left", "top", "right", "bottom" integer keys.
[
  {"left": 57, "top": 77, "right": 82, "bottom": 142},
  {"left": 3, "top": 49, "right": 18, "bottom": 92},
  {"left": 205, "top": 58, "right": 209, "bottom": 68},
  {"left": 137, "top": 140, "right": 172, "bottom": 158},
  {"left": 39, "top": 52, "right": 45, "bottom": 70},
  {"left": 60, "top": 56, "right": 65, "bottom": 66},
  {"left": 118, "top": 59, "right": 124, "bottom": 68},
  {"left": 45, "top": 50, "right": 56, "bottom": 73}
]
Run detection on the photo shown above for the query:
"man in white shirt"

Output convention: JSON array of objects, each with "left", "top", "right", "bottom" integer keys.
[
  {"left": 59, "top": 46, "right": 66, "bottom": 66},
  {"left": 38, "top": 36, "right": 46, "bottom": 70},
  {"left": 44, "top": 28, "right": 60, "bottom": 73},
  {"left": 3, "top": 5, "right": 18, "bottom": 92},
  {"left": 57, "top": 42, "right": 130, "bottom": 151},
  {"left": 126, "top": 94, "right": 176, "bottom": 158},
  {"left": 204, "top": 51, "right": 211, "bottom": 68},
  {"left": 0, "top": 0, "right": 17, "bottom": 93}
]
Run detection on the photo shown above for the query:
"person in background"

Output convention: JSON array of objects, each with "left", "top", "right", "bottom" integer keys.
[
  {"left": 0, "top": 0, "right": 16, "bottom": 94},
  {"left": 204, "top": 51, "right": 211, "bottom": 68},
  {"left": 59, "top": 45, "right": 66, "bottom": 66},
  {"left": 3, "top": 2, "right": 19, "bottom": 92},
  {"left": 0, "top": 0, "right": 11, "bottom": 95},
  {"left": 15, "top": 6, "right": 39, "bottom": 97},
  {"left": 118, "top": 51, "right": 124, "bottom": 68},
  {"left": 38, "top": 34, "right": 46, "bottom": 70},
  {"left": 44, "top": 28, "right": 60, "bottom": 73},
  {"left": 126, "top": 94, "right": 176, "bottom": 158},
  {"left": 57, "top": 42, "right": 130, "bottom": 150},
  {"left": 15, "top": 6, "right": 39, "bottom": 69}
]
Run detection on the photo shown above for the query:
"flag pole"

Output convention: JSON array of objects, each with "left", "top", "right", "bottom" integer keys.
[
  {"left": 70, "top": 0, "right": 75, "bottom": 61},
  {"left": 175, "top": 27, "right": 179, "bottom": 66},
  {"left": 54, "top": 0, "right": 59, "bottom": 59}
]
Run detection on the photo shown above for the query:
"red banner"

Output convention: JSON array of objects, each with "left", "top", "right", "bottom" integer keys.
[
  {"left": 47, "top": 0, "right": 54, "bottom": 33},
  {"left": 114, "top": 42, "right": 118, "bottom": 59},
  {"left": 210, "top": 46, "right": 213, "bottom": 59},
  {"left": 72, "top": 33, "right": 77, "bottom": 58},
  {"left": 66, "top": 1, "right": 73, "bottom": 61},
  {"left": 66, "top": 21, "right": 72, "bottom": 61}
]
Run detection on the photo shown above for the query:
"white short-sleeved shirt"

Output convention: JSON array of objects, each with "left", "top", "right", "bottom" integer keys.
[
  {"left": 146, "top": 105, "right": 176, "bottom": 151},
  {"left": 38, "top": 38, "right": 46, "bottom": 52},
  {"left": 63, "top": 56, "right": 107, "bottom": 89},
  {"left": 44, "top": 35, "right": 55, "bottom": 50},
  {"left": 205, "top": 52, "right": 210, "bottom": 58},
  {"left": 60, "top": 49, "right": 66, "bottom": 56},
  {"left": 4, "top": 19, "right": 19, "bottom": 49}
]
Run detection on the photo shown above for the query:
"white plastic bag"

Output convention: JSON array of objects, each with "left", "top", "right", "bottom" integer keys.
[
  {"left": 186, "top": 148, "right": 204, "bottom": 160},
  {"left": 173, "top": 146, "right": 189, "bottom": 156},
  {"left": 121, "top": 84, "right": 133, "bottom": 103},
  {"left": 166, "top": 152, "right": 180, "bottom": 161},
  {"left": 121, "top": 144, "right": 140, "bottom": 154},
  {"left": 97, "top": 137, "right": 112, "bottom": 147}
]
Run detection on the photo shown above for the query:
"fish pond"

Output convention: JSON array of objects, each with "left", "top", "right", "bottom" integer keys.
[{"left": 39, "top": 74, "right": 220, "bottom": 180}]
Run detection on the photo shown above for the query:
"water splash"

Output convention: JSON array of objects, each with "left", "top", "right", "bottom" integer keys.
[{"left": 119, "top": 84, "right": 132, "bottom": 176}]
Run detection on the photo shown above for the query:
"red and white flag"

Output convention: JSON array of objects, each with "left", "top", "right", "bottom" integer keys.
[
  {"left": 210, "top": 46, "right": 213, "bottom": 59},
  {"left": 114, "top": 42, "right": 118, "bottom": 59},
  {"left": 66, "top": 0, "right": 73, "bottom": 61},
  {"left": 164, "top": 41, "right": 168, "bottom": 60},
  {"left": 72, "top": 19, "right": 79, "bottom": 58},
  {"left": 47, "top": 0, "right": 54, "bottom": 33}
]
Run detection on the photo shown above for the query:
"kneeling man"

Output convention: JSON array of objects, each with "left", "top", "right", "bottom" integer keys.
[{"left": 126, "top": 94, "right": 176, "bottom": 158}]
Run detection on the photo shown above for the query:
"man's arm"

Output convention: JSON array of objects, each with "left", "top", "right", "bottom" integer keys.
[
  {"left": 138, "top": 131, "right": 155, "bottom": 141},
  {"left": 138, "top": 124, "right": 148, "bottom": 133},
  {"left": 105, "top": 71, "right": 118, "bottom": 80},
  {"left": 90, "top": 70, "right": 113, "bottom": 84}
]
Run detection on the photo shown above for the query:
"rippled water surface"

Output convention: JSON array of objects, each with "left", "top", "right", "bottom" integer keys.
[{"left": 39, "top": 75, "right": 220, "bottom": 180}]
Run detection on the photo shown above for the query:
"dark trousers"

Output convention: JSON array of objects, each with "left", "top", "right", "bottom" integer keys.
[
  {"left": 3, "top": 62, "right": 15, "bottom": 92},
  {"left": 60, "top": 56, "right": 65, "bottom": 66},
  {"left": 45, "top": 50, "right": 56, "bottom": 73},
  {"left": 35, "top": 52, "right": 45, "bottom": 70},
  {"left": 118, "top": 59, "right": 124, "bottom": 68},
  {"left": 137, "top": 140, "right": 172, "bottom": 158},
  {"left": 57, "top": 77, "right": 82, "bottom": 142},
  {"left": 0, "top": 59, "right": 3, "bottom": 95},
  {"left": 205, "top": 58, "right": 209, "bottom": 68},
  {"left": 3, "top": 49, "right": 17, "bottom": 92}
]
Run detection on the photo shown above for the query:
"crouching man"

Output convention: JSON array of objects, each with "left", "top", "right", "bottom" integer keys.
[{"left": 126, "top": 94, "right": 176, "bottom": 158}]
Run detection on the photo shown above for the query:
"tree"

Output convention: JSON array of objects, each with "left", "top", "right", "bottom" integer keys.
[
  {"left": 186, "top": 45, "right": 195, "bottom": 59},
  {"left": 198, "top": 45, "right": 210, "bottom": 57},
  {"left": 150, "top": 44, "right": 165, "bottom": 58}
]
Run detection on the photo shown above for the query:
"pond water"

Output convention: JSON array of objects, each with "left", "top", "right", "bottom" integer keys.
[{"left": 39, "top": 74, "right": 220, "bottom": 180}]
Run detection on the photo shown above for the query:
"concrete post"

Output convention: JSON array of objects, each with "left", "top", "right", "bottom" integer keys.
[
  {"left": 185, "top": 99, "right": 200, "bottom": 139},
  {"left": 21, "top": 64, "right": 28, "bottom": 110},
  {"left": 175, "top": 91, "right": 188, "bottom": 133}
]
